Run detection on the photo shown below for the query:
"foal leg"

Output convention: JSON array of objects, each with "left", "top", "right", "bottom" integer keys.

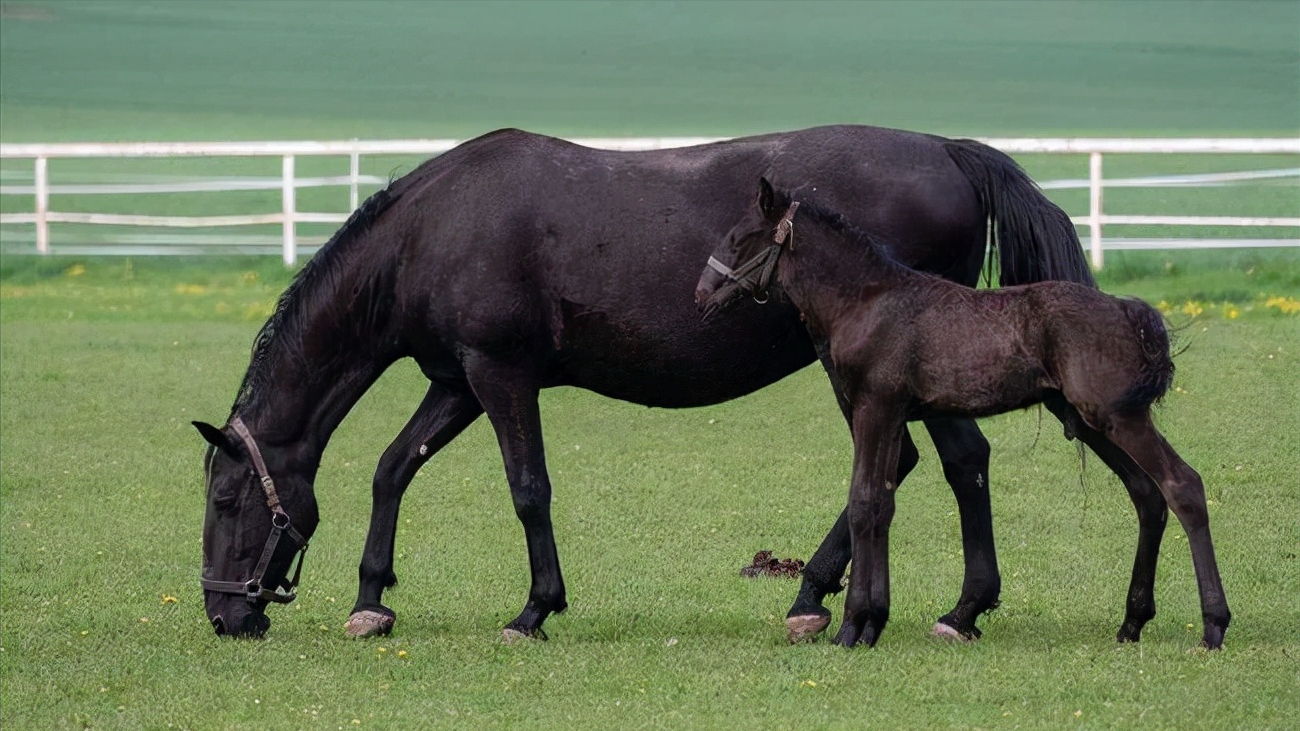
[
  {"left": 346, "top": 382, "right": 483, "bottom": 637},
  {"left": 1044, "top": 396, "right": 1167, "bottom": 643},
  {"left": 1106, "top": 412, "right": 1230, "bottom": 649},
  {"left": 834, "top": 407, "right": 905, "bottom": 648},
  {"left": 463, "top": 356, "right": 567, "bottom": 641},
  {"left": 786, "top": 429, "right": 919, "bottom": 641},
  {"left": 785, "top": 342, "right": 919, "bottom": 642},
  {"left": 926, "top": 417, "right": 1001, "bottom": 640}
]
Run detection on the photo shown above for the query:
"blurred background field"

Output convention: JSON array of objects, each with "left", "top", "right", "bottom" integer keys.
[{"left": 1, "top": 2, "right": 1298, "bottom": 730}]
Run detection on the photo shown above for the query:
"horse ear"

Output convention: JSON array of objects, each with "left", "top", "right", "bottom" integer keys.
[
  {"left": 757, "top": 177, "right": 777, "bottom": 218},
  {"left": 193, "top": 421, "right": 239, "bottom": 459}
]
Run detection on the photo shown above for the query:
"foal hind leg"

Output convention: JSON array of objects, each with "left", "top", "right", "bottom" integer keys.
[
  {"left": 1044, "top": 396, "right": 1167, "bottom": 643},
  {"left": 927, "top": 417, "right": 1000, "bottom": 641},
  {"left": 347, "top": 383, "right": 483, "bottom": 637},
  {"left": 463, "top": 356, "right": 567, "bottom": 641},
  {"left": 1107, "top": 412, "right": 1230, "bottom": 649}
]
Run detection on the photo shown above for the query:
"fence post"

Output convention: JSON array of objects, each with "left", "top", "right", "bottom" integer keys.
[
  {"left": 282, "top": 154, "right": 296, "bottom": 266},
  {"left": 34, "top": 156, "right": 49, "bottom": 254},
  {"left": 1088, "top": 151, "right": 1103, "bottom": 270},
  {"left": 349, "top": 143, "right": 360, "bottom": 212}
]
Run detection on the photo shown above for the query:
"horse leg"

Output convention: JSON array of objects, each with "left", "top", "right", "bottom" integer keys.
[
  {"left": 1043, "top": 395, "right": 1167, "bottom": 643},
  {"left": 785, "top": 342, "right": 919, "bottom": 642},
  {"left": 833, "top": 406, "right": 905, "bottom": 648},
  {"left": 346, "top": 382, "right": 483, "bottom": 637},
  {"left": 463, "top": 356, "right": 567, "bottom": 642},
  {"left": 1106, "top": 412, "right": 1231, "bottom": 649},
  {"left": 925, "top": 417, "right": 1000, "bottom": 640}
]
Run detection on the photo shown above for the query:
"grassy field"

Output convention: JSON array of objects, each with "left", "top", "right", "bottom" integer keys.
[
  {"left": 2, "top": 1, "right": 1298, "bottom": 729},
  {"left": 1, "top": 255, "right": 1298, "bottom": 730}
]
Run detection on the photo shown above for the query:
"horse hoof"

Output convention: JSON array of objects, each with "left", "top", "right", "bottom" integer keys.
[
  {"left": 502, "top": 627, "right": 547, "bottom": 644},
  {"left": 786, "top": 614, "right": 831, "bottom": 643},
  {"left": 931, "top": 621, "right": 975, "bottom": 641},
  {"left": 345, "top": 610, "right": 395, "bottom": 638}
]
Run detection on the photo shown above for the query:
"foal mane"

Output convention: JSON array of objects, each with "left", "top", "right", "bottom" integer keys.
[
  {"left": 230, "top": 185, "right": 401, "bottom": 417},
  {"left": 788, "top": 194, "right": 913, "bottom": 276}
]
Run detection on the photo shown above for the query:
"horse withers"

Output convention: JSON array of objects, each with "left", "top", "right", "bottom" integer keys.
[
  {"left": 193, "top": 126, "right": 1093, "bottom": 641},
  {"left": 696, "top": 178, "right": 1230, "bottom": 649}
]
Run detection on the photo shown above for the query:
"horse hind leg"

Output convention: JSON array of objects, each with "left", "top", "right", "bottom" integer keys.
[
  {"left": 1044, "top": 395, "right": 1166, "bottom": 643},
  {"left": 463, "top": 355, "right": 567, "bottom": 642},
  {"left": 347, "top": 382, "right": 483, "bottom": 638},
  {"left": 1106, "top": 411, "right": 1230, "bottom": 649}
]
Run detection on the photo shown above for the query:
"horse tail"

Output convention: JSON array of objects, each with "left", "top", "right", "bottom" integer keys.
[
  {"left": 943, "top": 139, "right": 1096, "bottom": 288},
  {"left": 1115, "top": 298, "right": 1176, "bottom": 414}
]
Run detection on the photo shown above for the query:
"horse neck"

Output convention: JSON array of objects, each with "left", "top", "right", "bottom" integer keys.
[
  {"left": 778, "top": 224, "right": 914, "bottom": 328},
  {"left": 233, "top": 241, "right": 401, "bottom": 458}
]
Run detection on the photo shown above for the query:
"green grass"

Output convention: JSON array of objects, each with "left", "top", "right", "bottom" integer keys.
[
  {"left": 1, "top": 255, "right": 1298, "bottom": 730},
  {"left": 1, "top": 1, "right": 1298, "bottom": 728}
]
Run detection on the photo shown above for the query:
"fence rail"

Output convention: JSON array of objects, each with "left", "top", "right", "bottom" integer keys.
[{"left": 2, "top": 137, "right": 1298, "bottom": 267}]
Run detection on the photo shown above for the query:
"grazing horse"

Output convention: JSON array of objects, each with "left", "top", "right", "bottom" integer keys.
[
  {"left": 696, "top": 179, "right": 1230, "bottom": 649},
  {"left": 193, "top": 126, "right": 1094, "bottom": 640}
]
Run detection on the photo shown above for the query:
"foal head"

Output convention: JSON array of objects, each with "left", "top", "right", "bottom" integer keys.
[{"left": 694, "top": 178, "right": 803, "bottom": 317}]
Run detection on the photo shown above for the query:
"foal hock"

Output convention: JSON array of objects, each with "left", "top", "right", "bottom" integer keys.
[{"left": 697, "top": 179, "right": 1230, "bottom": 649}]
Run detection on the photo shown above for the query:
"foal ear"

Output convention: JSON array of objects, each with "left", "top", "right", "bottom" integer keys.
[
  {"left": 193, "top": 421, "right": 239, "bottom": 459},
  {"left": 757, "top": 177, "right": 777, "bottom": 218}
]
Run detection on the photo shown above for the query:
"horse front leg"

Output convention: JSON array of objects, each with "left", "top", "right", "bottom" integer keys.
[
  {"left": 1107, "top": 412, "right": 1230, "bottom": 649},
  {"left": 834, "top": 406, "right": 905, "bottom": 648},
  {"left": 346, "top": 382, "right": 483, "bottom": 637},
  {"left": 464, "top": 357, "right": 567, "bottom": 642},
  {"left": 926, "top": 417, "right": 1000, "bottom": 640}
]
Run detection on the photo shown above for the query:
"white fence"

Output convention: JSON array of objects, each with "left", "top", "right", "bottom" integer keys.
[{"left": 1, "top": 137, "right": 1297, "bottom": 268}]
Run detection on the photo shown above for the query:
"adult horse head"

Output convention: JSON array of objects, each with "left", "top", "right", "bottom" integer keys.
[{"left": 195, "top": 418, "right": 319, "bottom": 637}]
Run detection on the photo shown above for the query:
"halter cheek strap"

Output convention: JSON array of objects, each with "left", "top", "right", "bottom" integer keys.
[
  {"left": 706, "top": 201, "right": 800, "bottom": 307},
  {"left": 201, "top": 416, "right": 309, "bottom": 605}
]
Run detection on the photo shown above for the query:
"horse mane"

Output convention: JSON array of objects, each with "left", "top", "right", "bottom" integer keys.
[{"left": 229, "top": 185, "right": 401, "bottom": 417}]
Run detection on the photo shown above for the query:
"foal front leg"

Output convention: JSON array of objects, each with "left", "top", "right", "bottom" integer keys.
[
  {"left": 834, "top": 408, "right": 905, "bottom": 648},
  {"left": 786, "top": 343, "right": 920, "bottom": 642},
  {"left": 346, "top": 383, "right": 483, "bottom": 637}
]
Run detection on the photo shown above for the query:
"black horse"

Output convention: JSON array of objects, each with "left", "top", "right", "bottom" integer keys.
[
  {"left": 696, "top": 179, "right": 1230, "bottom": 649},
  {"left": 193, "top": 126, "right": 1093, "bottom": 639}
]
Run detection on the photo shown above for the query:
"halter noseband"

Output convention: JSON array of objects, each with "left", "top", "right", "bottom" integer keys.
[
  {"left": 201, "top": 416, "right": 309, "bottom": 605},
  {"left": 706, "top": 201, "right": 799, "bottom": 306}
]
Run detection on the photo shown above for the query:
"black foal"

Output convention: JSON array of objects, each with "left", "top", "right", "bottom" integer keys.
[{"left": 696, "top": 179, "right": 1230, "bottom": 649}]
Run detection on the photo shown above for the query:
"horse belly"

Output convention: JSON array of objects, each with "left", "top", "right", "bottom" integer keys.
[{"left": 550, "top": 302, "right": 817, "bottom": 408}]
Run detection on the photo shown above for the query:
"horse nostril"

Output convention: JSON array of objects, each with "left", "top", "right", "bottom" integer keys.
[{"left": 211, "top": 615, "right": 226, "bottom": 636}]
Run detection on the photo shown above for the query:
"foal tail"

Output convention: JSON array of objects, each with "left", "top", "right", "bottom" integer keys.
[
  {"left": 944, "top": 139, "right": 1095, "bottom": 288},
  {"left": 1115, "top": 298, "right": 1176, "bottom": 414}
]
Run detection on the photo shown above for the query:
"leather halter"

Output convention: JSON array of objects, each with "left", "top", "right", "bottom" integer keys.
[
  {"left": 200, "top": 416, "right": 309, "bottom": 605},
  {"left": 706, "top": 201, "right": 799, "bottom": 306}
]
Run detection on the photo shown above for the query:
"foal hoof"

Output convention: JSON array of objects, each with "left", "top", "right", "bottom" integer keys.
[
  {"left": 345, "top": 610, "right": 395, "bottom": 638},
  {"left": 931, "top": 621, "right": 977, "bottom": 641},
  {"left": 785, "top": 614, "right": 832, "bottom": 643}
]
